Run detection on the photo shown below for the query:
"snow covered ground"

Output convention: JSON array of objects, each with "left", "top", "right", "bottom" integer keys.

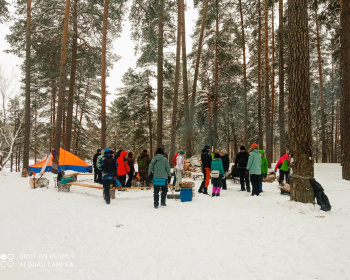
[{"left": 1, "top": 163, "right": 350, "bottom": 280}]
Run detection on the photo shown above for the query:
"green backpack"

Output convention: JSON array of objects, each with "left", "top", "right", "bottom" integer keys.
[{"left": 60, "top": 177, "right": 74, "bottom": 184}]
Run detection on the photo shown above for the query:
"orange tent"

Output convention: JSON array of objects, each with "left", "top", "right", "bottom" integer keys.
[{"left": 29, "top": 148, "right": 89, "bottom": 173}]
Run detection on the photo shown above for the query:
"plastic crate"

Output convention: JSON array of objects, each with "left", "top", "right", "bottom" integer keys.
[{"left": 180, "top": 188, "right": 193, "bottom": 202}]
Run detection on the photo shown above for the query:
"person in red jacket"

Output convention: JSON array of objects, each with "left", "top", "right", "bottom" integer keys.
[{"left": 117, "top": 150, "right": 130, "bottom": 188}]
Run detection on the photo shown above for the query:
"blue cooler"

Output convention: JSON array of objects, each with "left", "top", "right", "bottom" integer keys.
[{"left": 180, "top": 188, "right": 192, "bottom": 202}]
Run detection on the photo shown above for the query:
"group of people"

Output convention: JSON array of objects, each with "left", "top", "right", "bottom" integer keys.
[{"left": 92, "top": 142, "right": 290, "bottom": 206}]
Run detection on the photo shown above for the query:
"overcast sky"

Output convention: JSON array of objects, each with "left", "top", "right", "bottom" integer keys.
[{"left": 0, "top": 1, "right": 197, "bottom": 101}]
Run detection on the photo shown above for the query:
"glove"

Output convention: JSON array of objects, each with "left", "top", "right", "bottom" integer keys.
[
  {"left": 245, "top": 170, "right": 249, "bottom": 175},
  {"left": 168, "top": 176, "right": 171, "bottom": 182}
]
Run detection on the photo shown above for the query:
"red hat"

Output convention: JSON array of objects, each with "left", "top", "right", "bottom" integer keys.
[{"left": 250, "top": 143, "right": 258, "bottom": 149}]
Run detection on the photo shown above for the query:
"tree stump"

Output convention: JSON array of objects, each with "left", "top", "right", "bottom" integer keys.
[
  {"left": 103, "top": 189, "right": 116, "bottom": 199},
  {"left": 22, "top": 169, "right": 29, "bottom": 178},
  {"left": 29, "top": 177, "right": 49, "bottom": 188},
  {"left": 58, "top": 184, "right": 70, "bottom": 192},
  {"left": 289, "top": 175, "right": 314, "bottom": 203}
]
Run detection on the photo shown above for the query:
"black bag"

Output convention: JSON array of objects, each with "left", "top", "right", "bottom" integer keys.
[
  {"left": 104, "top": 157, "right": 116, "bottom": 175},
  {"left": 309, "top": 178, "right": 331, "bottom": 212}
]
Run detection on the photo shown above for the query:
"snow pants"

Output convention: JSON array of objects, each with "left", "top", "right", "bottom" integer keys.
[
  {"left": 239, "top": 168, "right": 250, "bottom": 191},
  {"left": 153, "top": 184, "right": 168, "bottom": 207},
  {"left": 103, "top": 179, "right": 112, "bottom": 203},
  {"left": 250, "top": 174, "right": 260, "bottom": 196}
]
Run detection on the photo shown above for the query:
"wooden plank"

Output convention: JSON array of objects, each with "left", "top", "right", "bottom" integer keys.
[{"left": 66, "top": 182, "right": 153, "bottom": 191}]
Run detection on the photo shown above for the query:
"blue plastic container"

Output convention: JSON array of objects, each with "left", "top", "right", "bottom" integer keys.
[{"left": 180, "top": 188, "right": 193, "bottom": 202}]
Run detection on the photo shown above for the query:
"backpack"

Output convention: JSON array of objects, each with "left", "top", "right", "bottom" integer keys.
[
  {"left": 138, "top": 157, "right": 147, "bottom": 169},
  {"left": 104, "top": 157, "right": 116, "bottom": 175}
]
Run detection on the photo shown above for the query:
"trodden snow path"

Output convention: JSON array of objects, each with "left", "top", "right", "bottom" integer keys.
[{"left": 0, "top": 163, "right": 350, "bottom": 280}]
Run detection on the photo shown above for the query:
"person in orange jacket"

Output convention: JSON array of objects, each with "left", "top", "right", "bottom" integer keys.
[{"left": 117, "top": 150, "right": 130, "bottom": 188}]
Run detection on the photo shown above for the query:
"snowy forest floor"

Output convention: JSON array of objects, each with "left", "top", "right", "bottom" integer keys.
[{"left": 0, "top": 163, "right": 350, "bottom": 280}]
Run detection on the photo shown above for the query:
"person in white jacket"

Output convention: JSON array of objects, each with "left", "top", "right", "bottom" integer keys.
[{"left": 174, "top": 151, "right": 185, "bottom": 191}]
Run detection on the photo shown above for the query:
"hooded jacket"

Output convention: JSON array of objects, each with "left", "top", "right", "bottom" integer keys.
[
  {"left": 117, "top": 151, "right": 130, "bottom": 176},
  {"left": 93, "top": 149, "right": 101, "bottom": 168},
  {"left": 247, "top": 148, "right": 262, "bottom": 175},
  {"left": 275, "top": 154, "right": 289, "bottom": 172},
  {"left": 175, "top": 154, "right": 184, "bottom": 170},
  {"left": 211, "top": 158, "right": 225, "bottom": 175},
  {"left": 259, "top": 150, "right": 269, "bottom": 174},
  {"left": 201, "top": 149, "right": 212, "bottom": 170},
  {"left": 220, "top": 154, "right": 230, "bottom": 172},
  {"left": 235, "top": 151, "right": 249, "bottom": 168},
  {"left": 148, "top": 154, "right": 171, "bottom": 179}
]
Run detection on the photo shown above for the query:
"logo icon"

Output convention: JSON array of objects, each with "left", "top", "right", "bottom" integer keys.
[{"left": 0, "top": 254, "right": 15, "bottom": 267}]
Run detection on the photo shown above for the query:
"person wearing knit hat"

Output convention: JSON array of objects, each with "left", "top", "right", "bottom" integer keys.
[
  {"left": 220, "top": 149, "right": 230, "bottom": 190},
  {"left": 234, "top": 145, "right": 250, "bottom": 192},
  {"left": 198, "top": 145, "right": 212, "bottom": 194},
  {"left": 247, "top": 143, "right": 262, "bottom": 196},
  {"left": 174, "top": 150, "right": 185, "bottom": 191}
]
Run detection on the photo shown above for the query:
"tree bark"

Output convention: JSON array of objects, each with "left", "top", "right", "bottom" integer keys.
[
  {"left": 53, "top": 0, "right": 71, "bottom": 174},
  {"left": 213, "top": 0, "right": 219, "bottom": 148},
  {"left": 239, "top": 0, "right": 248, "bottom": 148},
  {"left": 65, "top": 0, "right": 78, "bottom": 152},
  {"left": 278, "top": 0, "right": 285, "bottom": 156},
  {"left": 189, "top": 0, "right": 210, "bottom": 154},
  {"left": 340, "top": 0, "right": 350, "bottom": 180},
  {"left": 170, "top": 0, "right": 182, "bottom": 166},
  {"left": 156, "top": 0, "right": 164, "bottom": 148},
  {"left": 264, "top": 0, "right": 271, "bottom": 164},
  {"left": 101, "top": 0, "right": 109, "bottom": 150},
  {"left": 23, "top": 0, "right": 32, "bottom": 171},
  {"left": 270, "top": 3, "right": 275, "bottom": 166},
  {"left": 314, "top": 4, "right": 326, "bottom": 163},
  {"left": 288, "top": 0, "right": 314, "bottom": 203},
  {"left": 258, "top": 0, "right": 263, "bottom": 148}
]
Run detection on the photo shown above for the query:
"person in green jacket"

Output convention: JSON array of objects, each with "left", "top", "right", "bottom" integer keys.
[
  {"left": 148, "top": 147, "right": 172, "bottom": 209},
  {"left": 259, "top": 150, "right": 268, "bottom": 192},
  {"left": 211, "top": 153, "right": 225, "bottom": 197},
  {"left": 247, "top": 143, "right": 262, "bottom": 196}
]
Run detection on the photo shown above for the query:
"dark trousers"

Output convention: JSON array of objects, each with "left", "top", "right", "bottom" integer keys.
[
  {"left": 139, "top": 172, "right": 150, "bottom": 187},
  {"left": 222, "top": 178, "right": 227, "bottom": 190},
  {"left": 260, "top": 174, "right": 264, "bottom": 191},
  {"left": 239, "top": 168, "right": 250, "bottom": 191},
  {"left": 94, "top": 168, "right": 102, "bottom": 183},
  {"left": 250, "top": 174, "right": 260, "bottom": 196},
  {"left": 126, "top": 172, "right": 133, "bottom": 187},
  {"left": 119, "top": 174, "right": 127, "bottom": 188},
  {"left": 154, "top": 184, "right": 168, "bottom": 207},
  {"left": 172, "top": 171, "right": 177, "bottom": 186},
  {"left": 279, "top": 170, "right": 290, "bottom": 184},
  {"left": 103, "top": 179, "right": 112, "bottom": 203}
]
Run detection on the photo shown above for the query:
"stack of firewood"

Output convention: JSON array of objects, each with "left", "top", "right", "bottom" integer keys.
[
  {"left": 179, "top": 182, "right": 195, "bottom": 188},
  {"left": 263, "top": 172, "right": 277, "bottom": 183}
]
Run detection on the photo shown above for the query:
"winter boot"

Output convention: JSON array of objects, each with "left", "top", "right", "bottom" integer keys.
[
  {"left": 203, "top": 187, "right": 209, "bottom": 195},
  {"left": 212, "top": 193, "right": 216, "bottom": 197},
  {"left": 216, "top": 193, "right": 220, "bottom": 197},
  {"left": 198, "top": 182, "right": 204, "bottom": 193}
]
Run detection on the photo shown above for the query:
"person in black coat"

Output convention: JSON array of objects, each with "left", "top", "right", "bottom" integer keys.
[
  {"left": 93, "top": 149, "right": 102, "bottom": 183},
  {"left": 234, "top": 145, "right": 250, "bottom": 192},
  {"left": 198, "top": 145, "right": 212, "bottom": 194},
  {"left": 220, "top": 149, "right": 230, "bottom": 190}
]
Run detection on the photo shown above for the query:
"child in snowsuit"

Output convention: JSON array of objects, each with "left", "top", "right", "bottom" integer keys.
[
  {"left": 259, "top": 150, "right": 268, "bottom": 192},
  {"left": 211, "top": 153, "right": 225, "bottom": 197}
]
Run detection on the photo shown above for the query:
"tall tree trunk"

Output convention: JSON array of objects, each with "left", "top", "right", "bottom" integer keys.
[
  {"left": 314, "top": 4, "right": 326, "bottom": 163},
  {"left": 213, "top": 0, "right": 219, "bottom": 148},
  {"left": 278, "top": 0, "right": 285, "bottom": 156},
  {"left": 65, "top": 0, "right": 78, "bottom": 152},
  {"left": 170, "top": 0, "right": 182, "bottom": 166},
  {"left": 101, "top": 0, "right": 109, "bottom": 149},
  {"left": 147, "top": 86, "right": 153, "bottom": 159},
  {"left": 340, "top": 0, "right": 350, "bottom": 180},
  {"left": 270, "top": 3, "right": 275, "bottom": 164},
  {"left": 239, "top": 0, "right": 248, "bottom": 147},
  {"left": 156, "top": 0, "right": 164, "bottom": 148},
  {"left": 288, "top": 0, "right": 314, "bottom": 203},
  {"left": 258, "top": 0, "right": 263, "bottom": 148},
  {"left": 335, "top": 99, "right": 340, "bottom": 163},
  {"left": 264, "top": 0, "right": 271, "bottom": 164},
  {"left": 331, "top": 61, "right": 335, "bottom": 163},
  {"left": 181, "top": 0, "right": 191, "bottom": 156},
  {"left": 23, "top": 0, "right": 32, "bottom": 171},
  {"left": 189, "top": 0, "right": 210, "bottom": 154},
  {"left": 34, "top": 101, "right": 37, "bottom": 163},
  {"left": 53, "top": 0, "right": 71, "bottom": 174}
]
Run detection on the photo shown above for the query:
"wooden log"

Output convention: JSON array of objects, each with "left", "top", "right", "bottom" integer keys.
[
  {"left": 66, "top": 182, "right": 153, "bottom": 191},
  {"left": 58, "top": 183, "right": 71, "bottom": 192},
  {"left": 29, "top": 177, "right": 49, "bottom": 188},
  {"left": 22, "top": 169, "right": 29, "bottom": 177}
]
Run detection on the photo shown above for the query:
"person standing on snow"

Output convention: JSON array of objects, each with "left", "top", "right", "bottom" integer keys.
[
  {"left": 220, "top": 149, "right": 230, "bottom": 190},
  {"left": 126, "top": 152, "right": 135, "bottom": 188},
  {"left": 198, "top": 145, "right": 212, "bottom": 195},
  {"left": 275, "top": 152, "right": 290, "bottom": 185},
  {"left": 211, "top": 153, "right": 225, "bottom": 197},
  {"left": 137, "top": 150, "right": 151, "bottom": 187},
  {"left": 117, "top": 150, "right": 130, "bottom": 188},
  {"left": 93, "top": 149, "right": 102, "bottom": 183},
  {"left": 247, "top": 143, "right": 262, "bottom": 196},
  {"left": 98, "top": 148, "right": 121, "bottom": 204},
  {"left": 174, "top": 150, "right": 185, "bottom": 192},
  {"left": 148, "top": 148, "right": 171, "bottom": 209},
  {"left": 259, "top": 150, "right": 268, "bottom": 192},
  {"left": 234, "top": 146, "right": 250, "bottom": 192}
]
